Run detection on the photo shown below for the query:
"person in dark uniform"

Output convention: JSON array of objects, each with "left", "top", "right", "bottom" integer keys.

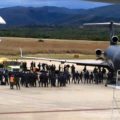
[
  {"left": 44, "top": 72, "right": 49, "bottom": 87},
  {"left": 20, "top": 72, "right": 25, "bottom": 86},
  {"left": 59, "top": 65, "right": 61, "bottom": 72},
  {"left": 0, "top": 72, "right": 3, "bottom": 85},
  {"left": 14, "top": 73, "right": 20, "bottom": 90},
  {"left": 63, "top": 72, "right": 67, "bottom": 86},
  {"left": 75, "top": 71, "right": 80, "bottom": 84},
  {"left": 71, "top": 65, "right": 75, "bottom": 75},
  {"left": 4, "top": 72, "right": 9, "bottom": 85},
  {"left": 86, "top": 70, "right": 89, "bottom": 84},
  {"left": 79, "top": 71, "right": 83, "bottom": 83},
  {"left": 83, "top": 71, "right": 87, "bottom": 84},
  {"left": 38, "top": 63, "right": 41, "bottom": 71},
  {"left": 50, "top": 72, "right": 56, "bottom": 87},
  {"left": 72, "top": 72, "right": 76, "bottom": 83},
  {"left": 30, "top": 61, "right": 34, "bottom": 70},
  {"left": 94, "top": 71, "right": 99, "bottom": 84},
  {"left": 39, "top": 72, "right": 44, "bottom": 87},
  {"left": 25, "top": 72, "right": 29, "bottom": 88},
  {"left": 89, "top": 72, "right": 94, "bottom": 84},
  {"left": 42, "top": 63, "right": 46, "bottom": 71},
  {"left": 66, "top": 71, "right": 71, "bottom": 84}
]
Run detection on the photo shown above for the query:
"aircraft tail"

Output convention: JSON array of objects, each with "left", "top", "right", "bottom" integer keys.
[{"left": 84, "top": 21, "right": 120, "bottom": 45}]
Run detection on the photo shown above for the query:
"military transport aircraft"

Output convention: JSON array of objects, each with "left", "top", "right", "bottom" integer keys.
[{"left": 20, "top": 21, "right": 120, "bottom": 73}]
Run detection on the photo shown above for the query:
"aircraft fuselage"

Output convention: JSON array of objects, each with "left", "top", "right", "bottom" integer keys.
[{"left": 104, "top": 45, "right": 120, "bottom": 71}]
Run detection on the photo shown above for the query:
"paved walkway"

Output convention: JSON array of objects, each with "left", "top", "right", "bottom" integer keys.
[{"left": 0, "top": 84, "right": 120, "bottom": 120}]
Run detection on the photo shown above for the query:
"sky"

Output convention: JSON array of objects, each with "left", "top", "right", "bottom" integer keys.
[{"left": 0, "top": 0, "right": 110, "bottom": 9}]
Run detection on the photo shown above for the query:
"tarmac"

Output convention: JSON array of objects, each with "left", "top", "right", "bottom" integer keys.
[
  {"left": 0, "top": 59, "right": 120, "bottom": 120},
  {"left": 0, "top": 84, "right": 120, "bottom": 120}
]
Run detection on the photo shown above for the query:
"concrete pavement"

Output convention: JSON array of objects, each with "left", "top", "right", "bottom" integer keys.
[{"left": 0, "top": 84, "right": 120, "bottom": 120}]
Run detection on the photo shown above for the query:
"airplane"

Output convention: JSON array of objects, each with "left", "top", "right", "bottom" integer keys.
[
  {"left": 20, "top": 21, "right": 120, "bottom": 74},
  {"left": 83, "top": 22, "right": 120, "bottom": 72}
]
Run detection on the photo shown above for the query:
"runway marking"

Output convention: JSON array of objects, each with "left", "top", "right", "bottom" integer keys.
[{"left": 0, "top": 108, "right": 120, "bottom": 115}]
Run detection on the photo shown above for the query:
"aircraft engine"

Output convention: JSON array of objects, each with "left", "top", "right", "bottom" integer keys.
[
  {"left": 111, "top": 36, "right": 119, "bottom": 45},
  {"left": 96, "top": 49, "right": 102, "bottom": 57}
]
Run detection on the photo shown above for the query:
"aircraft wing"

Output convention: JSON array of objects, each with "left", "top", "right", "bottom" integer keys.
[
  {"left": 20, "top": 49, "right": 109, "bottom": 68},
  {"left": 0, "top": 16, "right": 6, "bottom": 24},
  {"left": 19, "top": 48, "right": 66, "bottom": 63},
  {"left": 84, "top": 0, "right": 120, "bottom": 3},
  {"left": 21, "top": 56, "right": 66, "bottom": 63},
  {"left": 62, "top": 59, "right": 109, "bottom": 68},
  {"left": 21, "top": 55, "right": 109, "bottom": 68}
]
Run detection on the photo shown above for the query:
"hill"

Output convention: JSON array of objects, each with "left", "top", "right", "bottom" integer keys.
[
  {"left": 0, "top": 6, "right": 84, "bottom": 27},
  {"left": 0, "top": 5, "right": 120, "bottom": 27}
]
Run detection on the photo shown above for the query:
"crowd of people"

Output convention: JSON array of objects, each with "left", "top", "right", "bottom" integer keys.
[{"left": 0, "top": 61, "right": 114, "bottom": 90}]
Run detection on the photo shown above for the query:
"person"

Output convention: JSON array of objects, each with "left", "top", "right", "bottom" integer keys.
[
  {"left": 106, "top": 71, "right": 113, "bottom": 86},
  {"left": 9, "top": 74, "right": 15, "bottom": 89},
  {"left": 38, "top": 63, "right": 41, "bottom": 71},
  {"left": 98, "top": 71, "right": 103, "bottom": 83},
  {"left": 83, "top": 66, "right": 87, "bottom": 72},
  {"left": 66, "top": 71, "right": 71, "bottom": 84},
  {"left": 42, "top": 63, "right": 46, "bottom": 71},
  {"left": 59, "top": 64, "right": 61, "bottom": 72},
  {"left": 89, "top": 72, "right": 94, "bottom": 84},
  {"left": 86, "top": 70, "right": 89, "bottom": 84},
  {"left": 75, "top": 71, "right": 80, "bottom": 84},
  {"left": 79, "top": 71, "right": 83, "bottom": 83},
  {"left": 58, "top": 72, "right": 65, "bottom": 87},
  {"left": 24, "top": 72, "right": 29, "bottom": 88},
  {"left": 4, "top": 72, "right": 9, "bottom": 85},
  {"left": 44, "top": 72, "right": 49, "bottom": 87},
  {"left": 30, "top": 61, "right": 34, "bottom": 70},
  {"left": 83, "top": 71, "right": 87, "bottom": 84},
  {"left": 72, "top": 72, "right": 76, "bottom": 83},
  {"left": 71, "top": 65, "right": 75, "bottom": 75},
  {"left": 2, "top": 75, "right": 6, "bottom": 85},
  {"left": 0, "top": 72, "right": 2, "bottom": 85},
  {"left": 50, "top": 72, "right": 56, "bottom": 87},
  {"left": 39, "top": 72, "right": 44, "bottom": 87},
  {"left": 94, "top": 71, "right": 99, "bottom": 84},
  {"left": 14, "top": 73, "right": 20, "bottom": 90}
]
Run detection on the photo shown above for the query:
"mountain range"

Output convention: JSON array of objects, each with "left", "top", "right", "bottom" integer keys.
[{"left": 0, "top": 5, "right": 120, "bottom": 27}]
